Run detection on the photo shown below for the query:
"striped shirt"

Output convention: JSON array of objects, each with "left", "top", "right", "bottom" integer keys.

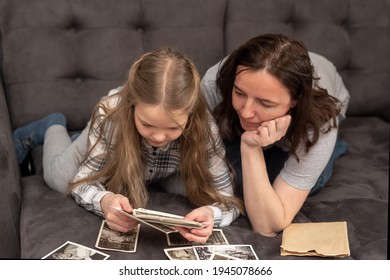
[{"left": 72, "top": 91, "right": 240, "bottom": 227}]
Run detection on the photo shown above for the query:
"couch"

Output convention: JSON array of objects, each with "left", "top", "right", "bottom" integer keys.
[{"left": 0, "top": 0, "right": 388, "bottom": 260}]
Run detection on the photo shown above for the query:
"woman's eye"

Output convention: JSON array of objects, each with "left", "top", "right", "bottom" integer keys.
[
  {"left": 256, "top": 99, "right": 273, "bottom": 108},
  {"left": 235, "top": 90, "right": 245, "bottom": 97}
]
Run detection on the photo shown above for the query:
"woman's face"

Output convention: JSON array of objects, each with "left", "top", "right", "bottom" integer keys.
[
  {"left": 232, "top": 67, "right": 296, "bottom": 131},
  {"left": 134, "top": 102, "right": 188, "bottom": 148}
]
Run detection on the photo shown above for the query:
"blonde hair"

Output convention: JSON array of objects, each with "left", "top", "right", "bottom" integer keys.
[{"left": 70, "top": 48, "right": 243, "bottom": 212}]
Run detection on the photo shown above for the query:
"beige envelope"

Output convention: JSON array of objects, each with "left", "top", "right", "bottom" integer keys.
[{"left": 280, "top": 221, "right": 350, "bottom": 257}]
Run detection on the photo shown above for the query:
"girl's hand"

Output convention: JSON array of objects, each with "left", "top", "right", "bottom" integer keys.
[
  {"left": 175, "top": 206, "right": 214, "bottom": 244},
  {"left": 241, "top": 115, "right": 291, "bottom": 148},
  {"left": 100, "top": 193, "right": 139, "bottom": 232}
]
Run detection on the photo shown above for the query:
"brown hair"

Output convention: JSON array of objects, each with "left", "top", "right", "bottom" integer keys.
[
  {"left": 214, "top": 34, "right": 341, "bottom": 160},
  {"left": 70, "top": 48, "right": 243, "bottom": 212}
]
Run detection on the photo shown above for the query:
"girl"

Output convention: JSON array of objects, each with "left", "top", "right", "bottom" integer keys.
[
  {"left": 201, "top": 34, "right": 350, "bottom": 237},
  {"left": 14, "top": 48, "right": 243, "bottom": 243}
]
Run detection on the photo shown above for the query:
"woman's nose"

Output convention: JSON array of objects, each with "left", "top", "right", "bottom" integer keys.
[{"left": 240, "top": 100, "right": 255, "bottom": 119}]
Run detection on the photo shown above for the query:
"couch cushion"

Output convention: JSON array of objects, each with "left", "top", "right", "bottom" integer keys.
[
  {"left": 301, "top": 199, "right": 388, "bottom": 260},
  {"left": 21, "top": 174, "right": 387, "bottom": 259},
  {"left": 306, "top": 117, "right": 389, "bottom": 203},
  {"left": 0, "top": 86, "right": 21, "bottom": 258}
]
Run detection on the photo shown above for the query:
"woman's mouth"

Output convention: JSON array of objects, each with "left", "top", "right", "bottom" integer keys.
[{"left": 239, "top": 119, "right": 260, "bottom": 131}]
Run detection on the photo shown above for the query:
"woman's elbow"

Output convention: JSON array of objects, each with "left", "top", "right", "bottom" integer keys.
[
  {"left": 251, "top": 221, "right": 290, "bottom": 237},
  {"left": 252, "top": 227, "right": 280, "bottom": 237}
]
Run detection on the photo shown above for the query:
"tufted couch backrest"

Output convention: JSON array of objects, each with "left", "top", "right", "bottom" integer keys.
[{"left": 0, "top": 0, "right": 389, "bottom": 133}]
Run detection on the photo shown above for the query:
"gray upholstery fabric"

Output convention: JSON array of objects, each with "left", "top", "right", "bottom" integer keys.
[
  {"left": 0, "top": 0, "right": 388, "bottom": 259},
  {"left": 0, "top": 78, "right": 21, "bottom": 258},
  {"left": 1, "top": 0, "right": 226, "bottom": 130}
]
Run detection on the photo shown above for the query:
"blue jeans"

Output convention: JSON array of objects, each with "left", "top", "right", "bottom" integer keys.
[{"left": 224, "top": 138, "right": 348, "bottom": 198}]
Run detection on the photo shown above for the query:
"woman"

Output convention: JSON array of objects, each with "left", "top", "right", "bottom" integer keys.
[{"left": 201, "top": 34, "right": 350, "bottom": 236}]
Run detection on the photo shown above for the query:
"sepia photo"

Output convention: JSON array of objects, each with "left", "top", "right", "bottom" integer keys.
[
  {"left": 42, "top": 241, "right": 109, "bottom": 260},
  {"left": 164, "top": 246, "right": 197, "bottom": 260},
  {"left": 194, "top": 244, "right": 258, "bottom": 260},
  {"left": 166, "top": 229, "right": 229, "bottom": 246},
  {"left": 95, "top": 220, "right": 140, "bottom": 253},
  {"left": 112, "top": 207, "right": 207, "bottom": 230},
  {"left": 132, "top": 208, "right": 209, "bottom": 229},
  {"left": 210, "top": 252, "right": 240, "bottom": 260}
]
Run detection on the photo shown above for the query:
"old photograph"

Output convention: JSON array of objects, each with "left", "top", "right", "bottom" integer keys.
[
  {"left": 164, "top": 246, "right": 197, "bottom": 260},
  {"left": 95, "top": 220, "right": 140, "bottom": 253},
  {"left": 194, "top": 244, "right": 258, "bottom": 260},
  {"left": 210, "top": 252, "right": 239, "bottom": 260},
  {"left": 166, "top": 229, "right": 229, "bottom": 246},
  {"left": 42, "top": 241, "right": 109, "bottom": 260}
]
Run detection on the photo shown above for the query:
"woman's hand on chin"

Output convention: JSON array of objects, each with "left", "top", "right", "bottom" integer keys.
[{"left": 241, "top": 115, "right": 291, "bottom": 148}]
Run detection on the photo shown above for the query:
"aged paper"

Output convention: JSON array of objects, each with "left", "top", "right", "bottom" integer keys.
[{"left": 281, "top": 221, "right": 350, "bottom": 257}]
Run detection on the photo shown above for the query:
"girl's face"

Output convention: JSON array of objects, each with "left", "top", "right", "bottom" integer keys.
[
  {"left": 134, "top": 102, "right": 188, "bottom": 148},
  {"left": 232, "top": 67, "right": 296, "bottom": 131}
]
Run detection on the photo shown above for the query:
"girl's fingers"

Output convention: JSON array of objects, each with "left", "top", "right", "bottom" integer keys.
[
  {"left": 105, "top": 207, "right": 139, "bottom": 232},
  {"left": 176, "top": 227, "right": 210, "bottom": 244}
]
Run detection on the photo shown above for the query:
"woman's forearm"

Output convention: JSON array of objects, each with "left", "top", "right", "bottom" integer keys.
[{"left": 240, "top": 143, "right": 288, "bottom": 236}]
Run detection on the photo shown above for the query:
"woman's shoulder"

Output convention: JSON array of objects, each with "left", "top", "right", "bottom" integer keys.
[{"left": 201, "top": 57, "right": 228, "bottom": 111}]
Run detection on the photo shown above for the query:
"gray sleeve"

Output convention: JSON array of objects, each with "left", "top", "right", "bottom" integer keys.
[
  {"left": 309, "top": 52, "right": 350, "bottom": 120},
  {"left": 200, "top": 60, "right": 224, "bottom": 111},
  {"left": 280, "top": 127, "right": 338, "bottom": 190},
  {"left": 206, "top": 116, "right": 240, "bottom": 227},
  {"left": 279, "top": 53, "right": 347, "bottom": 189}
]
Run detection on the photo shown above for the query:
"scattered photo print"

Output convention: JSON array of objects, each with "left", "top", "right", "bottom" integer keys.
[
  {"left": 194, "top": 244, "right": 258, "bottom": 260},
  {"left": 210, "top": 252, "right": 240, "bottom": 260},
  {"left": 42, "top": 241, "right": 109, "bottom": 260},
  {"left": 164, "top": 246, "right": 197, "bottom": 260},
  {"left": 166, "top": 229, "right": 228, "bottom": 246},
  {"left": 95, "top": 220, "right": 140, "bottom": 253}
]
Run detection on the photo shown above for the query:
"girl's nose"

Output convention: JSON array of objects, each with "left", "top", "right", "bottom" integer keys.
[{"left": 152, "top": 132, "right": 166, "bottom": 141}]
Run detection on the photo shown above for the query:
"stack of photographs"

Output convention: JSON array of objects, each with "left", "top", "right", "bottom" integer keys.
[{"left": 111, "top": 207, "right": 209, "bottom": 232}]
